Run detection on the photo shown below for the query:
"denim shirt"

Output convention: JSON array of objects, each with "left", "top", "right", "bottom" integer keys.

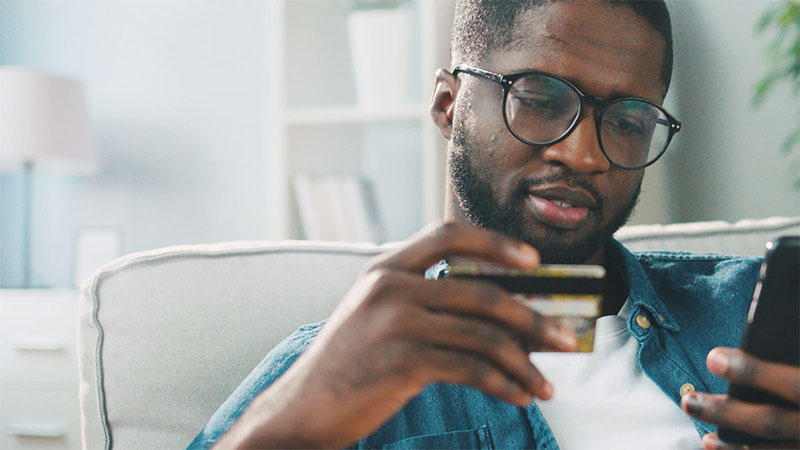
[{"left": 188, "top": 240, "right": 760, "bottom": 449}]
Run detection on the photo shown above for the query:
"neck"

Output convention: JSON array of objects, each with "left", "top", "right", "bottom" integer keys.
[{"left": 600, "top": 246, "right": 629, "bottom": 317}]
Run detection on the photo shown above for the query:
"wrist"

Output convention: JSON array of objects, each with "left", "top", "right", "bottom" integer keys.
[
  {"left": 214, "top": 396, "right": 320, "bottom": 449},
  {"left": 215, "top": 363, "right": 332, "bottom": 449}
]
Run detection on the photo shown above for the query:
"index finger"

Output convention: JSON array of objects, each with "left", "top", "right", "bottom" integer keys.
[
  {"left": 707, "top": 347, "right": 800, "bottom": 405},
  {"left": 416, "top": 277, "right": 579, "bottom": 352},
  {"left": 371, "top": 221, "right": 540, "bottom": 274}
]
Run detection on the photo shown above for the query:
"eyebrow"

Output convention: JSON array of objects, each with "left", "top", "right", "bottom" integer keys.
[
  {"left": 508, "top": 68, "right": 659, "bottom": 104},
  {"left": 505, "top": 31, "right": 566, "bottom": 53}
]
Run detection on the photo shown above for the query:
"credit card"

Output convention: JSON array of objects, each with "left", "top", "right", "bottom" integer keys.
[{"left": 448, "top": 262, "right": 606, "bottom": 352}]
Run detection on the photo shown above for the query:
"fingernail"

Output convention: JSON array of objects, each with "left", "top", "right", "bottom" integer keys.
[
  {"left": 514, "top": 385, "right": 534, "bottom": 405},
  {"left": 701, "top": 432, "right": 719, "bottom": 450},
  {"left": 562, "top": 333, "right": 578, "bottom": 350},
  {"left": 551, "top": 326, "right": 578, "bottom": 350},
  {"left": 513, "top": 244, "right": 539, "bottom": 265},
  {"left": 683, "top": 394, "right": 703, "bottom": 416},
  {"left": 708, "top": 350, "right": 730, "bottom": 375},
  {"left": 508, "top": 381, "right": 532, "bottom": 405},
  {"left": 542, "top": 381, "right": 553, "bottom": 400}
]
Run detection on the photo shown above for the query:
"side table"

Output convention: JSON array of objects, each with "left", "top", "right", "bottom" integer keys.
[{"left": 0, "top": 289, "right": 81, "bottom": 450}]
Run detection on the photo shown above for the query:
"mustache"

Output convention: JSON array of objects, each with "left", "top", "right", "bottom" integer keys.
[{"left": 516, "top": 174, "right": 604, "bottom": 209}]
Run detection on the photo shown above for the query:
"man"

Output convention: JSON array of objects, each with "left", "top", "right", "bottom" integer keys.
[{"left": 191, "top": 1, "right": 800, "bottom": 448}]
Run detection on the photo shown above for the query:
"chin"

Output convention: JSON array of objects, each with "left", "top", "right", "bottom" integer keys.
[
  {"left": 521, "top": 201, "right": 620, "bottom": 260},
  {"left": 522, "top": 226, "right": 606, "bottom": 264}
]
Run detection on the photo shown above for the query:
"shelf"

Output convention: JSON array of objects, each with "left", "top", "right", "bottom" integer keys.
[
  {"left": 268, "top": 0, "right": 453, "bottom": 240},
  {"left": 285, "top": 104, "right": 427, "bottom": 125}
]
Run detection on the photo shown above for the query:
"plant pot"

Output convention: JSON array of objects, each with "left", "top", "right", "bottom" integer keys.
[{"left": 347, "top": 8, "right": 414, "bottom": 110}]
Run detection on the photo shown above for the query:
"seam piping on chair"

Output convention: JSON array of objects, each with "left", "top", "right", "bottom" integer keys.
[
  {"left": 617, "top": 219, "right": 800, "bottom": 243},
  {"left": 84, "top": 244, "right": 385, "bottom": 449},
  {"left": 89, "top": 274, "right": 113, "bottom": 450},
  {"left": 100, "top": 245, "right": 387, "bottom": 277},
  {"left": 81, "top": 221, "right": 796, "bottom": 447}
]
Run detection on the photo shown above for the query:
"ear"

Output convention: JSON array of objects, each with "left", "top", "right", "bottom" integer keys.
[{"left": 430, "top": 68, "right": 460, "bottom": 140}]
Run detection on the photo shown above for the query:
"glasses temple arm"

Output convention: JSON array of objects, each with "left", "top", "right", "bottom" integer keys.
[{"left": 452, "top": 65, "right": 505, "bottom": 85}]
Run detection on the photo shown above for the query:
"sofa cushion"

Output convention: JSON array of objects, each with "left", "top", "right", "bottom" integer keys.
[
  {"left": 77, "top": 217, "right": 799, "bottom": 449},
  {"left": 78, "top": 241, "right": 388, "bottom": 450},
  {"left": 615, "top": 216, "right": 800, "bottom": 255}
]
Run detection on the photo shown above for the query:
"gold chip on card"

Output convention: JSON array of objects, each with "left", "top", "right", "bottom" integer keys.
[{"left": 448, "top": 262, "right": 605, "bottom": 352}]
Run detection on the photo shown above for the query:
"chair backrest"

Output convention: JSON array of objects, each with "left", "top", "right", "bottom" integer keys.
[{"left": 77, "top": 217, "right": 799, "bottom": 449}]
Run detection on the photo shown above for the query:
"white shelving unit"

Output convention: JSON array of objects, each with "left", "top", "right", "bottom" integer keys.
[
  {"left": 0, "top": 290, "right": 81, "bottom": 450},
  {"left": 266, "top": 0, "right": 455, "bottom": 242}
]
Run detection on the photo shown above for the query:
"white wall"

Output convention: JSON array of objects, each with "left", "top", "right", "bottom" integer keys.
[
  {"left": 666, "top": 0, "right": 799, "bottom": 222},
  {"left": 1, "top": 0, "right": 797, "bottom": 287},
  {"left": 0, "top": 0, "right": 270, "bottom": 287}
]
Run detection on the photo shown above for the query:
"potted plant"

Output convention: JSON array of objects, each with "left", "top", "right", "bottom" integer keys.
[
  {"left": 753, "top": 0, "right": 799, "bottom": 189},
  {"left": 348, "top": 0, "right": 415, "bottom": 110}
]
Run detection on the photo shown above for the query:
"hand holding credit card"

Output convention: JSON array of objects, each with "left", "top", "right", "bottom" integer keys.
[
  {"left": 448, "top": 262, "right": 605, "bottom": 352},
  {"left": 217, "top": 222, "right": 579, "bottom": 448}
]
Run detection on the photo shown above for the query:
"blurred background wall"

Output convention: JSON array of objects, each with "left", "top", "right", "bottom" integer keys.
[
  {"left": 666, "top": 0, "right": 798, "bottom": 222},
  {"left": 0, "top": 0, "right": 271, "bottom": 287},
  {"left": 0, "top": 0, "right": 797, "bottom": 288}
]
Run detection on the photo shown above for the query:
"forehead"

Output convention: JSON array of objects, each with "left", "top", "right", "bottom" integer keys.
[{"left": 484, "top": 1, "right": 666, "bottom": 102}]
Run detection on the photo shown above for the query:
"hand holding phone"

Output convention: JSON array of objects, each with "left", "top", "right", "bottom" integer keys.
[
  {"left": 717, "top": 236, "right": 800, "bottom": 445},
  {"left": 681, "top": 236, "right": 800, "bottom": 447}
]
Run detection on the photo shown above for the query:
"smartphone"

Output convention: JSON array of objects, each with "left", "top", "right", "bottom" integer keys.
[
  {"left": 718, "top": 236, "right": 800, "bottom": 445},
  {"left": 447, "top": 262, "right": 605, "bottom": 352}
]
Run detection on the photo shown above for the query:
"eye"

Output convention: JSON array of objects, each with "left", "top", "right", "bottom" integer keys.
[
  {"left": 512, "top": 93, "right": 567, "bottom": 115},
  {"left": 516, "top": 95, "right": 552, "bottom": 108},
  {"left": 605, "top": 113, "right": 647, "bottom": 136}
]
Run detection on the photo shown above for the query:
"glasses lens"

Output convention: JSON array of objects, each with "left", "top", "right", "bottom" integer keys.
[
  {"left": 505, "top": 73, "right": 580, "bottom": 144},
  {"left": 600, "top": 100, "right": 670, "bottom": 168}
]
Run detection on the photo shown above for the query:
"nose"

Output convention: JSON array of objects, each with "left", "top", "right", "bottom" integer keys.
[{"left": 541, "top": 111, "right": 610, "bottom": 173}]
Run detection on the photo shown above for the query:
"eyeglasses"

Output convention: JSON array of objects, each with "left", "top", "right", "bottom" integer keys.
[{"left": 452, "top": 65, "right": 682, "bottom": 170}]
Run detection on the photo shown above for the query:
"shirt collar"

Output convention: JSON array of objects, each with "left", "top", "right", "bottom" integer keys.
[
  {"left": 428, "top": 239, "right": 680, "bottom": 332},
  {"left": 609, "top": 239, "right": 680, "bottom": 332}
]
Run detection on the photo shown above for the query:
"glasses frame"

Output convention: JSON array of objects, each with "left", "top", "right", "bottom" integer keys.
[{"left": 452, "top": 65, "right": 682, "bottom": 170}]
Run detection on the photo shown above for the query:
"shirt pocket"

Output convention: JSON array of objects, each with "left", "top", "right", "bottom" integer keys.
[{"left": 380, "top": 425, "right": 494, "bottom": 450}]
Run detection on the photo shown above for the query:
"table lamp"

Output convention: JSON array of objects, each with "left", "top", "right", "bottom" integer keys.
[{"left": 0, "top": 66, "right": 97, "bottom": 288}]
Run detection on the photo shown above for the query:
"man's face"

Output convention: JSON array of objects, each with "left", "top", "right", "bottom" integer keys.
[{"left": 441, "top": 1, "right": 666, "bottom": 264}]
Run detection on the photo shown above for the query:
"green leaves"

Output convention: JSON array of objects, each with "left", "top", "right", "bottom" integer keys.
[
  {"left": 754, "top": 0, "right": 800, "bottom": 189},
  {"left": 753, "top": 1, "right": 799, "bottom": 106}
]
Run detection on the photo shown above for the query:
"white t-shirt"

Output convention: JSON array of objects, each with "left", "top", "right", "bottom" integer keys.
[{"left": 529, "top": 301, "right": 702, "bottom": 450}]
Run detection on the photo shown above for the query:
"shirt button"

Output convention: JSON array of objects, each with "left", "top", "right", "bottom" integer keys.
[
  {"left": 635, "top": 314, "right": 651, "bottom": 329},
  {"left": 680, "top": 383, "right": 695, "bottom": 397}
]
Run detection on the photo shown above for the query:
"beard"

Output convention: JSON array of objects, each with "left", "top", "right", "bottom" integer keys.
[{"left": 449, "top": 128, "right": 641, "bottom": 264}]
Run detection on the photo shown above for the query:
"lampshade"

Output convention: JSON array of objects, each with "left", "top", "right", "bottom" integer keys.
[{"left": 0, "top": 66, "right": 97, "bottom": 174}]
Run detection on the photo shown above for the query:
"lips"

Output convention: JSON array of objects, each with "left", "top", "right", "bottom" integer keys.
[
  {"left": 527, "top": 186, "right": 597, "bottom": 208},
  {"left": 526, "top": 185, "right": 598, "bottom": 229}
]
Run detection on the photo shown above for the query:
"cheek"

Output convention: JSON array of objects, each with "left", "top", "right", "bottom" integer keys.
[
  {"left": 462, "top": 107, "right": 514, "bottom": 170},
  {"left": 459, "top": 85, "right": 507, "bottom": 145},
  {"left": 454, "top": 86, "right": 534, "bottom": 199},
  {"left": 489, "top": 142, "right": 536, "bottom": 206},
  {"left": 482, "top": 128, "right": 516, "bottom": 161},
  {"left": 606, "top": 171, "right": 642, "bottom": 208},
  {"left": 461, "top": 129, "right": 523, "bottom": 202}
]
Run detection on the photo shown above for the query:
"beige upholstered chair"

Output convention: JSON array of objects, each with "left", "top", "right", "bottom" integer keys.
[{"left": 77, "top": 217, "right": 800, "bottom": 449}]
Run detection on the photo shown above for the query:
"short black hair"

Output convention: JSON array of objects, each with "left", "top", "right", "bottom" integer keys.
[{"left": 451, "top": 0, "right": 674, "bottom": 92}]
